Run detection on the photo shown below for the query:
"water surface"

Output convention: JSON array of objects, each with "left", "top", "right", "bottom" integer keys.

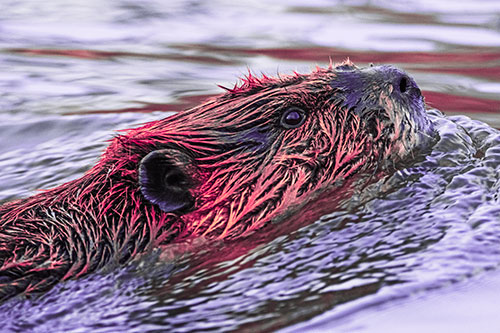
[{"left": 1, "top": 0, "right": 500, "bottom": 332}]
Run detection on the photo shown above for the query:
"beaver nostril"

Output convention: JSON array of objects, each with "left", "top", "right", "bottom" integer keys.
[{"left": 399, "top": 76, "right": 409, "bottom": 94}]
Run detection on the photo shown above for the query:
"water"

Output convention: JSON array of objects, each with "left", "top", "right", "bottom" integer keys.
[{"left": 1, "top": 0, "right": 500, "bottom": 331}]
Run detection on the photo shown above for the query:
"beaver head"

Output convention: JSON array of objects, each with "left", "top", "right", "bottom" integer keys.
[
  {"left": 129, "top": 61, "right": 433, "bottom": 239},
  {"left": 0, "top": 60, "right": 433, "bottom": 299}
]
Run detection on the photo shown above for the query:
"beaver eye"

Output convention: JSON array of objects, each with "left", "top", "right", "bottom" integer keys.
[{"left": 281, "top": 107, "right": 306, "bottom": 129}]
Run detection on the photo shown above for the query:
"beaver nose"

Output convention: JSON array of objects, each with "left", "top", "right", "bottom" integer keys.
[{"left": 390, "top": 68, "right": 421, "bottom": 97}]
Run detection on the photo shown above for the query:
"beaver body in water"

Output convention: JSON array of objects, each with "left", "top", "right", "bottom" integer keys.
[{"left": 0, "top": 61, "right": 433, "bottom": 301}]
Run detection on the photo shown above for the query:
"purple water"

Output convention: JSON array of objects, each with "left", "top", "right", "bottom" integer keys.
[{"left": 1, "top": 0, "right": 500, "bottom": 332}]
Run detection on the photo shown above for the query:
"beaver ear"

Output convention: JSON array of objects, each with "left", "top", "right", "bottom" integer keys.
[{"left": 138, "top": 149, "right": 195, "bottom": 213}]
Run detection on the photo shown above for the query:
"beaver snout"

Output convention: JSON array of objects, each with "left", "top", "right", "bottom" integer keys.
[{"left": 330, "top": 64, "right": 422, "bottom": 102}]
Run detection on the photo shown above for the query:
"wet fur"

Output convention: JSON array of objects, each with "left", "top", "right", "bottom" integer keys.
[{"left": 0, "top": 61, "right": 432, "bottom": 301}]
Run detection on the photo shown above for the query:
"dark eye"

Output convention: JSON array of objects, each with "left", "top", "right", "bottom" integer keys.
[{"left": 280, "top": 107, "right": 306, "bottom": 129}]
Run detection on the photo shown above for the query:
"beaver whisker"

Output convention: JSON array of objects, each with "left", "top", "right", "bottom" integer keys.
[{"left": 415, "top": 127, "right": 437, "bottom": 141}]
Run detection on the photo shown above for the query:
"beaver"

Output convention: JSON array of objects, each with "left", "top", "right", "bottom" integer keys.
[{"left": 0, "top": 60, "right": 433, "bottom": 301}]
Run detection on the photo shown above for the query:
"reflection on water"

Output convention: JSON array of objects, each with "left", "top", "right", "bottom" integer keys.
[{"left": 1, "top": 0, "right": 500, "bottom": 332}]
